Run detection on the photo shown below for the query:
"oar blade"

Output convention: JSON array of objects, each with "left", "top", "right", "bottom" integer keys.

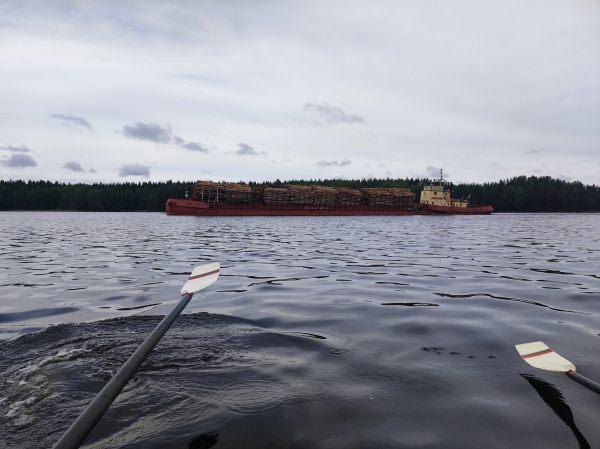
[
  {"left": 181, "top": 262, "right": 220, "bottom": 295},
  {"left": 515, "top": 341, "right": 576, "bottom": 373}
]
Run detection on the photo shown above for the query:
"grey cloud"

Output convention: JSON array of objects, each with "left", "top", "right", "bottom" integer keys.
[
  {"left": 123, "top": 122, "right": 208, "bottom": 153},
  {"left": 426, "top": 166, "right": 447, "bottom": 178},
  {"left": 89, "top": 167, "right": 97, "bottom": 173},
  {"left": 525, "top": 149, "right": 544, "bottom": 154},
  {"left": 304, "top": 103, "right": 364, "bottom": 124},
  {"left": 183, "top": 142, "right": 209, "bottom": 153},
  {"left": 558, "top": 174, "right": 572, "bottom": 182},
  {"left": 1, "top": 144, "right": 31, "bottom": 153},
  {"left": 2, "top": 154, "right": 37, "bottom": 168},
  {"left": 170, "top": 131, "right": 185, "bottom": 146},
  {"left": 119, "top": 163, "right": 150, "bottom": 177},
  {"left": 51, "top": 114, "right": 93, "bottom": 131},
  {"left": 316, "top": 159, "right": 351, "bottom": 167},
  {"left": 122, "top": 123, "right": 172, "bottom": 143},
  {"left": 63, "top": 161, "right": 85, "bottom": 172},
  {"left": 235, "top": 143, "right": 267, "bottom": 156}
]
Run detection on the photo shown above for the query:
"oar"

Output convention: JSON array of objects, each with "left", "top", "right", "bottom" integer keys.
[
  {"left": 516, "top": 341, "right": 600, "bottom": 396},
  {"left": 53, "top": 262, "right": 220, "bottom": 449}
]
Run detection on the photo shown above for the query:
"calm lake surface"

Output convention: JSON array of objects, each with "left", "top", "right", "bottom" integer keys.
[{"left": 1, "top": 212, "right": 599, "bottom": 448}]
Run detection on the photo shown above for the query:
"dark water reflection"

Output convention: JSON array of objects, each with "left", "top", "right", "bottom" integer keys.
[
  {"left": 0, "top": 212, "right": 599, "bottom": 448},
  {"left": 521, "top": 374, "right": 590, "bottom": 449}
]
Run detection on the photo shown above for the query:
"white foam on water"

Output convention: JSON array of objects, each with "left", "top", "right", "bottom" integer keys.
[
  {"left": 2, "top": 347, "right": 91, "bottom": 423},
  {"left": 6, "top": 396, "right": 36, "bottom": 418},
  {"left": 15, "top": 348, "right": 90, "bottom": 382}
]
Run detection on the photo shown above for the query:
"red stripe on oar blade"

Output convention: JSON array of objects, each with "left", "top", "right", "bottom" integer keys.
[
  {"left": 188, "top": 269, "right": 219, "bottom": 281},
  {"left": 523, "top": 349, "right": 553, "bottom": 359}
]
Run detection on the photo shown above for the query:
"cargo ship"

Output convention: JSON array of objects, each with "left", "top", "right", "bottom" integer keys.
[
  {"left": 414, "top": 169, "right": 493, "bottom": 214},
  {"left": 165, "top": 170, "right": 493, "bottom": 216}
]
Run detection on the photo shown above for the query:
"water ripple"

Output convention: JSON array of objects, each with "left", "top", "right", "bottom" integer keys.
[{"left": 0, "top": 212, "right": 599, "bottom": 448}]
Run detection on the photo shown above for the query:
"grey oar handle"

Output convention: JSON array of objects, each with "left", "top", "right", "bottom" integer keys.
[
  {"left": 567, "top": 371, "right": 600, "bottom": 396},
  {"left": 53, "top": 293, "right": 193, "bottom": 449}
]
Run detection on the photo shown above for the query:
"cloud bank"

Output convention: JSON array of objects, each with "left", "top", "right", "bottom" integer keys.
[
  {"left": 1, "top": 2, "right": 598, "bottom": 184},
  {"left": 2, "top": 154, "right": 38, "bottom": 168},
  {"left": 122, "top": 122, "right": 209, "bottom": 154},
  {"left": 426, "top": 166, "right": 448, "bottom": 179},
  {"left": 1, "top": 145, "right": 31, "bottom": 153},
  {"left": 316, "top": 159, "right": 351, "bottom": 167},
  {"left": 123, "top": 123, "right": 172, "bottom": 144},
  {"left": 304, "top": 103, "right": 364, "bottom": 124},
  {"left": 183, "top": 142, "right": 209, "bottom": 153},
  {"left": 63, "top": 161, "right": 85, "bottom": 172},
  {"left": 119, "top": 164, "right": 150, "bottom": 177},
  {"left": 51, "top": 114, "right": 93, "bottom": 131},
  {"left": 235, "top": 143, "right": 267, "bottom": 156}
]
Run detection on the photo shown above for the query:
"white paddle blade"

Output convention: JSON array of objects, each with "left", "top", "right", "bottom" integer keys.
[
  {"left": 515, "top": 341, "right": 576, "bottom": 373},
  {"left": 181, "top": 262, "right": 220, "bottom": 295}
]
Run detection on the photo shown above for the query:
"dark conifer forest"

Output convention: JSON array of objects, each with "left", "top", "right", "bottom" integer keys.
[{"left": 0, "top": 176, "right": 598, "bottom": 212}]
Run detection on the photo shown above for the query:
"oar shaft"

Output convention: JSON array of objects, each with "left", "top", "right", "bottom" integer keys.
[
  {"left": 53, "top": 293, "right": 193, "bottom": 449},
  {"left": 567, "top": 371, "right": 600, "bottom": 396}
]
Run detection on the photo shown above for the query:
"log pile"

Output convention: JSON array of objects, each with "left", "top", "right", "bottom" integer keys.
[
  {"left": 334, "top": 187, "right": 363, "bottom": 206},
  {"left": 192, "top": 180, "right": 416, "bottom": 208},
  {"left": 312, "top": 185, "right": 338, "bottom": 206},
  {"left": 361, "top": 188, "right": 415, "bottom": 207},
  {"left": 221, "top": 184, "right": 253, "bottom": 204},
  {"left": 286, "top": 185, "right": 314, "bottom": 205},
  {"left": 263, "top": 187, "right": 290, "bottom": 205},
  {"left": 192, "top": 181, "right": 252, "bottom": 203},
  {"left": 192, "top": 181, "right": 220, "bottom": 202},
  {"left": 251, "top": 186, "right": 265, "bottom": 204}
]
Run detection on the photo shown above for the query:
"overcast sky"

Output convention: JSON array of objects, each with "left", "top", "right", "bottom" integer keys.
[{"left": 1, "top": 0, "right": 599, "bottom": 184}]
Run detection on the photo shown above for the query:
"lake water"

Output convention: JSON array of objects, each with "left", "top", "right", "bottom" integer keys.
[{"left": 0, "top": 212, "right": 599, "bottom": 448}]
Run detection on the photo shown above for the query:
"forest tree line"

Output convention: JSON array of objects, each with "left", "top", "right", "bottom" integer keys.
[{"left": 0, "top": 176, "right": 599, "bottom": 212}]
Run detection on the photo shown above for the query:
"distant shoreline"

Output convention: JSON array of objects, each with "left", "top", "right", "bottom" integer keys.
[{"left": 2, "top": 176, "right": 599, "bottom": 213}]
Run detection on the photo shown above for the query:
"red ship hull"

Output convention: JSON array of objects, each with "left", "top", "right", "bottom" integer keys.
[
  {"left": 415, "top": 203, "right": 494, "bottom": 214},
  {"left": 165, "top": 199, "right": 432, "bottom": 216},
  {"left": 166, "top": 200, "right": 493, "bottom": 216}
]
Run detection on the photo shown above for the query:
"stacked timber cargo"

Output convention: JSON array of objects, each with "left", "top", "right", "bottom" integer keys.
[
  {"left": 193, "top": 180, "right": 415, "bottom": 208},
  {"left": 192, "top": 181, "right": 220, "bottom": 202},
  {"left": 263, "top": 187, "right": 290, "bottom": 205},
  {"left": 312, "top": 185, "right": 338, "bottom": 206},
  {"left": 223, "top": 184, "right": 253, "bottom": 204},
  {"left": 192, "top": 181, "right": 252, "bottom": 204},
  {"left": 252, "top": 186, "right": 265, "bottom": 204},
  {"left": 334, "top": 187, "right": 363, "bottom": 206},
  {"left": 361, "top": 188, "right": 414, "bottom": 207},
  {"left": 286, "top": 185, "right": 313, "bottom": 205}
]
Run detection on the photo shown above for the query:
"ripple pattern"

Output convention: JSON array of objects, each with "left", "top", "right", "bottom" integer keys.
[{"left": 0, "top": 212, "right": 599, "bottom": 448}]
